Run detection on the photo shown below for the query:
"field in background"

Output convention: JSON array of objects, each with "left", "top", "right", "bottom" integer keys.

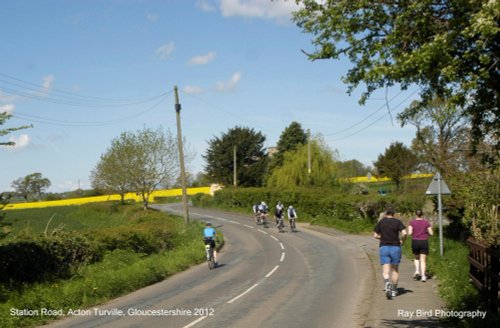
[{"left": 4, "top": 187, "right": 211, "bottom": 210}]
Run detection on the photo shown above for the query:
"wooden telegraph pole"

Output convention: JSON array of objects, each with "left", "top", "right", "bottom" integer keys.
[{"left": 174, "top": 86, "right": 189, "bottom": 224}]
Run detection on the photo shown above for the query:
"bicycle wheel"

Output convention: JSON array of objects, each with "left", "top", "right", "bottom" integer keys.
[{"left": 207, "top": 249, "right": 215, "bottom": 270}]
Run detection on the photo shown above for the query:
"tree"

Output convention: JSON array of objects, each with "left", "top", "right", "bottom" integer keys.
[
  {"left": 92, "top": 127, "right": 179, "bottom": 209},
  {"left": 398, "top": 98, "right": 470, "bottom": 174},
  {"left": 267, "top": 136, "right": 340, "bottom": 188},
  {"left": 11, "top": 173, "right": 51, "bottom": 201},
  {"left": 270, "top": 122, "right": 308, "bottom": 171},
  {"left": 90, "top": 145, "right": 132, "bottom": 204},
  {"left": 203, "top": 126, "right": 268, "bottom": 187},
  {"left": 337, "top": 159, "right": 372, "bottom": 178},
  {"left": 0, "top": 193, "right": 12, "bottom": 239},
  {"left": 374, "top": 142, "right": 418, "bottom": 189},
  {"left": 1, "top": 111, "right": 32, "bottom": 146},
  {"left": 293, "top": 0, "right": 499, "bottom": 162}
]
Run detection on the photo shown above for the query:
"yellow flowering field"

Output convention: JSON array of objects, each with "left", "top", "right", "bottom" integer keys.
[
  {"left": 4, "top": 187, "right": 211, "bottom": 210},
  {"left": 348, "top": 173, "right": 433, "bottom": 183}
]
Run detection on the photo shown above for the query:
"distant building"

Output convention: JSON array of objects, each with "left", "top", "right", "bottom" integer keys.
[{"left": 267, "top": 146, "right": 278, "bottom": 157}]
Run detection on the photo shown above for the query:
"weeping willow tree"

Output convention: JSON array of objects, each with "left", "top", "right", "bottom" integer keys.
[{"left": 267, "top": 137, "right": 341, "bottom": 188}]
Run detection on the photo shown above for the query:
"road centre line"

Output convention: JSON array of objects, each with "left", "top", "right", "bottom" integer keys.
[
  {"left": 182, "top": 315, "right": 207, "bottom": 328},
  {"left": 270, "top": 235, "right": 279, "bottom": 241},
  {"left": 243, "top": 224, "right": 254, "bottom": 229},
  {"left": 280, "top": 252, "right": 285, "bottom": 262},
  {"left": 258, "top": 229, "right": 268, "bottom": 235},
  {"left": 227, "top": 283, "right": 259, "bottom": 304},
  {"left": 265, "top": 265, "right": 280, "bottom": 278},
  {"left": 279, "top": 242, "right": 284, "bottom": 250}
]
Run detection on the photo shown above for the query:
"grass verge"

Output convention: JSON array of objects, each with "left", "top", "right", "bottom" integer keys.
[{"left": 0, "top": 204, "right": 209, "bottom": 328}]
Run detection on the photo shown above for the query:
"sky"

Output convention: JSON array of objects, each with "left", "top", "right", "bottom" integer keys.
[{"left": 0, "top": 0, "right": 420, "bottom": 193}]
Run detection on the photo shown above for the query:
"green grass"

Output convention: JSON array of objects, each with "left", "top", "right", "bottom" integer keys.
[
  {"left": 0, "top": 204, "right": 211, "bottom": 328},
  {"left": 310, "top": 214, "right": 374, "bottom": 233},
  {"left": 2, "top": 203, "right": 136, "bottom": 242},
  {"left": 403, "top": 232, "right": 499, "bottom": 327}
]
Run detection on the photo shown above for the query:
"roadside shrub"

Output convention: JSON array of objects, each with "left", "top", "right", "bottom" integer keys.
[{"left": 0, "top": 233, "right": 101, "bottom": 284}]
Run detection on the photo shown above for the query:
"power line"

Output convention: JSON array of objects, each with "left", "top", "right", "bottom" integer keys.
[
  {"left": 0, "top": 73, "right": 171, "bottom": 108},
  {"left": 11, "top": 92, "right": 171, "bottom": 127},
  {"left": 327, "top": 88, "right": 421, "bottom": 142},
  {"left": 322, "top": 89, "right": 412, "bottom": 137}
]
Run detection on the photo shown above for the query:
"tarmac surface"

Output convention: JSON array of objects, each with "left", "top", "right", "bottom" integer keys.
[{"left": 303, "top": 224, "right": 447, "bottom": 328}]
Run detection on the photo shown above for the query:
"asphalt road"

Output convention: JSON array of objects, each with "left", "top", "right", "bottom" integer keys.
[{"left": 44, "top": 204, "right": 373, "bottom": 328}]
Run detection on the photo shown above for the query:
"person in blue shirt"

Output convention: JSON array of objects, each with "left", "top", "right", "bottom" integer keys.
[{"left": 203, "top": 222, "right": 218, "bottom": 266}]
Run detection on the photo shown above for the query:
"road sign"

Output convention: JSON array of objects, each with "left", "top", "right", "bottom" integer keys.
[
  {"left": 425, "top": 171, "right": 451, "bottom": 257},
  {"left": 426, "top": 172, "right": 451, "bottom": 195}
]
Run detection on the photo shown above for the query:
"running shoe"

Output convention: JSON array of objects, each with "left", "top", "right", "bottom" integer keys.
[
  {"left": 413, "top": 272, "right": 421, "bottom": 280},
  {"left": 421, "top": 275, "right": 427, "bottom": 282},
  {"left": 385, "top": 282, "right": 393, "bottom": 299}
]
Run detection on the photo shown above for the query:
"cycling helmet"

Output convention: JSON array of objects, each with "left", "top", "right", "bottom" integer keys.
[
  {"left": 205, "top": 222, "right": 212, "bottom": 226},
  {"left": 261, "top": 201, "right": 267, "bottom": 206},
  {"left": 289, "top": 205, "right": 293, "bottom": 209}
]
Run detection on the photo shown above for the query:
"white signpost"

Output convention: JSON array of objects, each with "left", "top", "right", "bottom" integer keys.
[{"left": 426, "top": 172, "right": 451, "bottom": 257}]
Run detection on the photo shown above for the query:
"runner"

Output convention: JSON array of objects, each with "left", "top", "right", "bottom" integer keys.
[{"left": 373, "top": 207, "right": 407, "bottom": 299}]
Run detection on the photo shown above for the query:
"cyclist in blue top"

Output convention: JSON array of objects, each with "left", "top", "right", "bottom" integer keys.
[{"left": 203, "top": 222, "right": 218, "bottom": 266}]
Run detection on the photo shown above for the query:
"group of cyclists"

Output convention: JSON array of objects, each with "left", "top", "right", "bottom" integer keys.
[
  {"left": 203, "top": 201, "right": 299, "bottom": 268},
  {"left": 252, "top": 201, "right": 298, "bottom": 233}
]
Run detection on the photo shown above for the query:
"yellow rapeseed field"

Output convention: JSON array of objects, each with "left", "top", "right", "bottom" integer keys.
[{"left": 4, "top": 187, "right": 211, "bottom": 210}]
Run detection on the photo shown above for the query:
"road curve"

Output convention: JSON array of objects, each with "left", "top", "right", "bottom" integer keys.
[{"left": 44, "top": 205, "right": 373, "bottom": 328}]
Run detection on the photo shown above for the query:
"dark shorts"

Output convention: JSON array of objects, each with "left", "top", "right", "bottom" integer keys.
[
  {"left": 412, "top": 239, "right": 429, "bottom": 255},
  {"left": 204, "top": 238, "right": 215, "bottom": 249}
]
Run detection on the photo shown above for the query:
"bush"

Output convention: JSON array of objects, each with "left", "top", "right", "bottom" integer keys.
[
  {"left": 0, "top": 233, "right": 101, "bottom": 284},
  {"left": 199, "top": 187, "right": 425, "bottom": 222}
]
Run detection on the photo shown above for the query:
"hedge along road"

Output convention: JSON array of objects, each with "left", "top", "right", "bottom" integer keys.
[{"left": 45, "top": 204, "right": 373, "bottom": 328}]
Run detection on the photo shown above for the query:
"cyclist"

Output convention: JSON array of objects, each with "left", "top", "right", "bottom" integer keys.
[
  {"left": 275, "top": 201, "right": 284, "bottom": 224},
  {"left": 258, "top": 201, "right": 269, "bottom": 226},
  {"left": 203, "top": 222, "right": 218, "bottom": 266},
  {"left": 275, "top": 201, "right": 285, "bottom": 232},
  {"left": 287, "top": 205, "right": 297, "bottom": 232},
  {"left": 252, "top": 202, "right": 260, "bottom": 223}
]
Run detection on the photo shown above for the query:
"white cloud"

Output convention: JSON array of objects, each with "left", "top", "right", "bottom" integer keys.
[
  {"left": 0, "top": 104, "right": 14, "bottom": 114},
  {"left": 188, "top": 51, "right": 216, "bottom": 66},
  {"left": 196, "top": 0, "right": 216, "bottom": 12},
  {"left": 155, "top": 42, "right": 175, "bottom": 60},
  {"left": 183, "top": 85, "right": 204, "bottom": 94},
  {"left": 146, "top": 12, "right": 159, "bottom": 22},
  {"left": 215, "top": 72, "right": 242, "bottom": 92},
  {"left": 3, "top": 134, "right": 30, "bottom": 150},
  {"left": 42, "top": 75, "right": 54, "bottom": 93},
  {"left": 219, "top": 0, "right": 300, "bottom": 23}
]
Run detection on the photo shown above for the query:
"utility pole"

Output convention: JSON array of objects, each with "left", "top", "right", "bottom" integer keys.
[
  {"left": 307, "top": 129, "right": 311, "bottom": 175},
  {"left": 233, "top": 145, "right": 237, "bottom": 187},
  {"left": 174, "top": 86, "right": 189, "bottom": 224}
]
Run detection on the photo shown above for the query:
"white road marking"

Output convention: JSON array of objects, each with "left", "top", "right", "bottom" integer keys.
[
  {"left": 243, "top": 224, "right": 254, "bottom": 229},
  {"left": 265, "top": 265, "right": 280, "bottom": 278},
  {"left": 227, "top": 283, "right": 259, "bottom": 304},
  {"left": 279, "top": 242, "right": 285, "bottom": 250},
  {"left": 270, "top": 235, "right": 279, "bottom": 241},
  {"left": 182, "top": 316, "right": 207, "bottom": 328},
  {"left": 280, "top": 252, "right": 285, "bottom": 262},
  {"left": 258, "top": 229, "right": 268, "bottom": 235}
]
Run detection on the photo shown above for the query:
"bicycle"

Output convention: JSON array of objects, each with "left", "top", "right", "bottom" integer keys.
[
  {"left": 289, "top": 218, "right": 297, "bottom": 232},
  {"left": 276, "top": 216, "right": 285, "bottom": 233},
  {"left": 205, "top": 244, "right": 216, "bottom": 270},
  {"left": 260, "top": 212, "right": 269, "bottom": 228}
]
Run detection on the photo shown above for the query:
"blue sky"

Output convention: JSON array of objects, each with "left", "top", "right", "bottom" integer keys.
[{"left": 0, "top": 0, "right": 419, "bottom": 193}]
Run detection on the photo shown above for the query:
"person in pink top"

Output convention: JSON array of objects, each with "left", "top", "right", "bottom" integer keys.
[{"left": 408, "top": 209, "right": 433, "bottom": 282}]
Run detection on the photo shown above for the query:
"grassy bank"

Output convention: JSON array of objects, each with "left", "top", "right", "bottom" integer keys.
[{"left": 0, "top": 203, "right": 208, "bottom": 328}]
